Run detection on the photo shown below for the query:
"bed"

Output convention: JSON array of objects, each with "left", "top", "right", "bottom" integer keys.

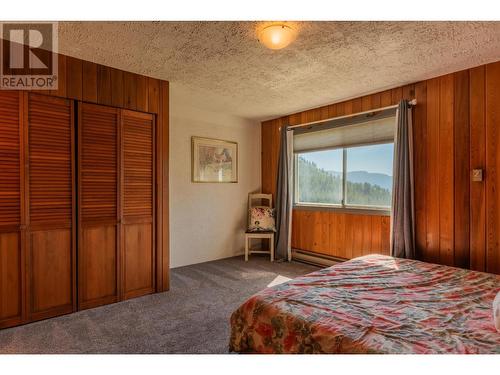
[{"left": 229, "top": 255, "right": 500, "bottom": 354}]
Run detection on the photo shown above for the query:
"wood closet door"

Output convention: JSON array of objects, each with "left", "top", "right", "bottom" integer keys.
[
  {"left": 78, "top": 103, "right": 120, "bottom": 309},
  {"left": 0, "top": 91, "right": 25, "bottom": 328},
  {"left": 121, "top": 110, "right": 155, "bottom": 299},
  {"left": 26, "top": 94, "right": 76, "bottom": 321}
]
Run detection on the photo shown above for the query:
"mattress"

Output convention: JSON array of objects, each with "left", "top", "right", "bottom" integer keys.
[{"left": 229, "top": 255, "right": 500, "bottom": 354}]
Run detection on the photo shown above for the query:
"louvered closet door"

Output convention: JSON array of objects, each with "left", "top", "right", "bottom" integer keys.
[
  {"left": 27, "top": 94, "right": 76, "bottom": 321},
  {"left": 121, "top": 110, "right": 155, "bottom": 299},
  {"left": 0, "top": 91, "right": 24, "bottom": 328},
  {"left": 78, "top": 103, "right": 120, "bottom": 309}
]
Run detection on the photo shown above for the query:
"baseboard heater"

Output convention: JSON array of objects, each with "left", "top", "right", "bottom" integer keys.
[{"left": 292, "top": 249, "right": 346, "bottom": 268}]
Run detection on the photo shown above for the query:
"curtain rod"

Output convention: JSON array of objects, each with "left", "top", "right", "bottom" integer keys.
[{"left": 287, "top": 99, "right": 417, "bottom": 130}]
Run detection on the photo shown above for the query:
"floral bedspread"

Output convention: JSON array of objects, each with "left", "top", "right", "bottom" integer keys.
[{"left": 229, "top": 255, "right": 500, "bottom": 354}]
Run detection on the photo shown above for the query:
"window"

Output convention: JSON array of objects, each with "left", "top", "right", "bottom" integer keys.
[
  {"left": 295, "top": 142, "right": 394, "bottom": 210},
  {"left": 293, "top": 110, "right": 396, "bottom": 211},
  {"left": 345, "top": 143, "right": 394, "bottom": 207},
  {"left": 296, "top": 149, "right": 343, "bottom": 205}
]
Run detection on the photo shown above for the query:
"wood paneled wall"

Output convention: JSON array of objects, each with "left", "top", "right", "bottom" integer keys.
[
  {"left": 262, "top": 60, "right": 500, "bottom": 274},
  {"left": 292, "top": 210, "right": 390, "bottom": 259}
]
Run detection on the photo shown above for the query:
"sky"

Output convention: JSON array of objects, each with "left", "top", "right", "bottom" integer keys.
[{"left": 300, "top": 143, "right": 394, "bottom": 176}]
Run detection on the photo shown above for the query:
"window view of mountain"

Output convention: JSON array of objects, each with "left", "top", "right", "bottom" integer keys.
[{"left": 297, "top": 157, "right": 392, "bottom": 207}]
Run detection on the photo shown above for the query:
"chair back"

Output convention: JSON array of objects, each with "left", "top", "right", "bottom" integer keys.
[
  {"left": 248, "top": 193, "right": 272, "bottom": 209},
  {"left": 248, "top": 193, "right": 273, "bottom": 226}
]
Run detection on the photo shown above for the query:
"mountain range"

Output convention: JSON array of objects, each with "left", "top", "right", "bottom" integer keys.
[{"left": 328, "top": 170, "right": 392, "bottom": 191}]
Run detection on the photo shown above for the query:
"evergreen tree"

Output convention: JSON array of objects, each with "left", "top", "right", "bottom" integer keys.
[{"left": 297, "top": 157, "right": 392, "bottom": 206}]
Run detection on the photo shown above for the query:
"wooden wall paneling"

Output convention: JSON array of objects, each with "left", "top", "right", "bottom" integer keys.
[
  {"left": 380, "top": 90, "right": 392, "bottom": 107},
  {"left": 289, "top": 214, "right": 389, "bottom": 259},
  {"left": 424, "top": 78, "right": 441, "bottom": 264},
  {"left": 343, "top": 213, "right": 355, "bottom": 259},
  {"left": 147, "top": 77, "right": 160, "bottom": 114},
  {"left": 123, "top": 72, "right": 138, "bottom": 110},
  {"left": 453, "top": 70, "right": 470, "bottom": 269},
  {"left": 486, "top": 61, "right": 500, "bottom": 274},
  {"left": 291, "top": 210, "right": 298, "bottom": 248},
  {"left": 370, "top": 93, "right": 381, "bottom": 110},
  {"left": 335, "top": 101, "right": 346, "bottom": 117},
  {"left": 82, "top": 61, "right": 98, "bottom": 103},
  {"left": 343, "top": 99, "right": 352, "bottom": 115},
  {"left": 438, "top": 74, "right": 455, "bottom": 266},
  {"left": 26, "top": 94, "right": 75, "bottom": 321},
  {"left": 48, "top": 54, "right": 66, "bottom": 98},
  {"left": 351, "top": 214, "right": 364, "bottom": 258},
  {"left": 78, "top": 103, "right": 120, "bottom": 310},
  {"left": 402, "top": 84, "right": 415, "bottom": 100},
  {"left": 262, "top": 61, "right": 499, "bottom": 272},
  {"left": 371, "top": 216, "right": 382, "bottom": 255},
  {"left": 291, "top": 209, "right": 389, "bottom": 260},
  {"left": 326, "top": 103, "right": 337, "bottom": 119},
  {"left": 361, "top": 215, "right": 372, "bottom": 256},
  {"left": 320, "top": 105, "right": 329, "bottom": 121},
  {"left": 314, "top": 211, "right": 329, "bottom": 255},
  {"left": 337, "top": 213, "right": 350, "bottom": 259},
  {"left": 273, "top": 119, "right": 283, "bottom": 198},
  {"left": 391, "top": 87, "right": 403, "bottom": 104},
  {"left": 413, "top": 81, "right": 427, "bottom": 260},
  {"left": 261, "top": 121, "right": 271, "bottom": 194},
  {"left": 351, "top": 98, "right": 362, "bottom": 114},
  {"left": 262, "top": 118, "right": 281, "bottom": 198},
  {"left": 293, "top": 210, "right": 303, "bottom": 251},
  {"left": 110, "top": 68, "right": 124, "bottom": 108},
  {"left": 66, "top": 56, "right": 83, "bottom": 101},
  {"left": 309, "top": 212, "right": 321, "bottom": 254},
  {"left": 469, "top": 66, "right": 486, "bottom": 272},
  {"left": 97, "top": 65, "right": 112, "bottom": 106},
  {"left": 361, "top": 95, "right": 372, "bottom": 111},
  {"left": 288, "top": 113, "right": 301, "bottom": 126},
  {"left": 330, "top": 212, "right": 346, "bottom": 258},
  {"left": 0, "top": 91, "right": 24, "bottom": 328},
  {"left": 343, "top": 100, "right": 353, "bottom": 115},
  {"left": 380, "top": 216, "right": 391, "bottom": 255},
  {"left": 302, "top": 211, "right": 314, "bottom": 252},
  {"left": 322, "top": 211, "right": 332, "bottom": 256},
  {"left": 121, "top": 110, "right": 155, "bottom": 299},
  {"left": 136, "top": 75, "right": 149, "bottom": 112}
]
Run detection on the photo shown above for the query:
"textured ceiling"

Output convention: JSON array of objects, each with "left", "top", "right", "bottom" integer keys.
[{"left": 58, "top": 21, "right": 500, "bottom": 121}]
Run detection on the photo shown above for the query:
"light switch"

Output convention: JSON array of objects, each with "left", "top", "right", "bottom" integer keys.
[{"left": 472, "top": 169, "right": 483, "bottom": 182}]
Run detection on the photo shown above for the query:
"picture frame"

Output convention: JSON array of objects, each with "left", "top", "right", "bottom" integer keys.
[{"left": 191, "top": 136, "right": 238, "bottom": 183}]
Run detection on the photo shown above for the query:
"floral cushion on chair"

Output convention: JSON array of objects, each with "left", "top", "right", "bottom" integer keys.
[{"left": 248, "top": 207, "right": 276, "bottom": 232}]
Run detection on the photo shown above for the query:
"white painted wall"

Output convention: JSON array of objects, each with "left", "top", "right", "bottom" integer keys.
[{"left": 169, "top": 83, "right": 261, "bottom": 268}]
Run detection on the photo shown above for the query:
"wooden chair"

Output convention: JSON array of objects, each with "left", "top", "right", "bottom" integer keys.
[{"left": 245, "top": 193, "right": 274, "bottom": 262}]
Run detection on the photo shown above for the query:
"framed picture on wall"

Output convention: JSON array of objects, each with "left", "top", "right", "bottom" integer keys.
[{"left": 192, "top": 136, "right": 238, "bottom": 183}]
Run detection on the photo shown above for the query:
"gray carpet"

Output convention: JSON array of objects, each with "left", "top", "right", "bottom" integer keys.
[{"left": 0, "top": 256, "right": 318, "bottom": 354}]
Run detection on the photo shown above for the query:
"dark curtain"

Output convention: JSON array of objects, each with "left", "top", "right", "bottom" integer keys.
[
  {"left": 391, "top": 100, "right": 415, "bottom": 259},
  {"left": 274, "top": 126, "right": 293, "bottom": 261}
]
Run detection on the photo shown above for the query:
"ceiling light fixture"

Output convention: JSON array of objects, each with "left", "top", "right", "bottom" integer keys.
[{"left": 258, "top": 24, "right": 297, "bottom": 50}]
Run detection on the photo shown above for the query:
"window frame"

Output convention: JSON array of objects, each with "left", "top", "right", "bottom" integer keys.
[{"left": 293, "top": 140, "right": 393, "bottom": 215}]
